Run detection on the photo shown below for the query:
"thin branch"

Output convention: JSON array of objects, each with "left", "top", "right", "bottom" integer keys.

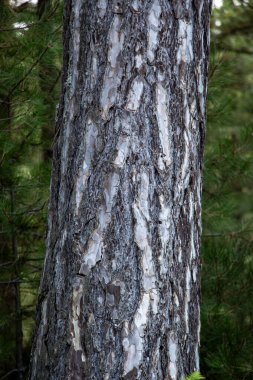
[
  {"left": 208, "top": 63, "right": 219, "bottom": 80},
  {"left": 0, "top": 369, "right": 18, "bottom": 380},
  {"left": 203, "top": 229, "right": 253, "bottom": 238},
  {"left": 0, "top": 261, "right": 14, "bottom": 268},
  {"left": 0, "top": 278, "right": 21, "bottom": 285},
  {"left": 8, "top": 202, "right": 47, "bottom": 216},
  {"left": 12, "top": 1, "right": 34, "bottom": 13},
  {"left": 26, "top": 258, "right": 44, "bottom": 261},
  {"left": 27, "top": 263, "right": 42, "bottom": 270},
  {"left": 49, "top": 69, "right": 62, "bottom": 94},
  {"left": 0, "top": 23, "right": 36, "bottom": 32},
  {"left": 220, "top": 44, "right": 253, "bottom": 55},
  {"left": 8, "top": 45, "right": 50, "bottom": 97},
  {"left": 0, "top": 113, "right": 26, "bottom": 122},
  {"left": 0, "top": 279, "right": 40, "bottom": 285}
]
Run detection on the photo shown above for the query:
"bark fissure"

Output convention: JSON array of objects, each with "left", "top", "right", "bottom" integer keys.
[{"left": 30, "top": 1, "right": 211, "bottom": 379}]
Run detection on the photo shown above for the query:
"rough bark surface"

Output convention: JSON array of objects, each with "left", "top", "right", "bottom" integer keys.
[{"left": 30, "top": 1, "right": 212, "bottom": 379}]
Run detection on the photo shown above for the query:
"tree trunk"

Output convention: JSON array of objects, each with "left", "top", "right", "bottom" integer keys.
[
  {"left": 11, "top": 189, "right": 24, "bottom": 380},
  {"left": 30, "top": 1, "right": 211, "bottom": 379}
]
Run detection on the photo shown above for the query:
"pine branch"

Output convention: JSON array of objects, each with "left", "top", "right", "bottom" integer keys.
[
  {"left": 184, "top": 372, "right": 205, "bottom": 380},
  {"left": 8, "top": 45, "right": 50, "bottom": 97}
]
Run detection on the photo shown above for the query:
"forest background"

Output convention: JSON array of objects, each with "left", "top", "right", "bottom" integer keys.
[{"left": 0, "top": 0, "right": 252, "bottom": 379}]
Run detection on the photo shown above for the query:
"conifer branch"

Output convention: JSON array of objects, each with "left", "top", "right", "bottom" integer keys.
[{"left": 8, "top": 45, "right": 50, "bottom": 97}]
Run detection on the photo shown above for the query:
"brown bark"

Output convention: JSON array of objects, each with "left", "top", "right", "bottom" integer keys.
[{"left": 30, "top": 1, "right": 212, "bottom": 379}]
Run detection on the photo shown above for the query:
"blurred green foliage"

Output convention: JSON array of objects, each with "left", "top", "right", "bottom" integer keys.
[
  {"left": 0, "top": 1, "right": 62, "bottom": 378},
  {"left": 201, "top": 1, "right": 253, "bottom": 379},
  {"left": 185, "top": 372, "right": 205, "bottom": 380}
]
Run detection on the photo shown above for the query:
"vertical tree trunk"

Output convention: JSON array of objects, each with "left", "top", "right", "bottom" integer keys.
[
  {"left": 30, "top": 1, "right": 211, "bottom": 379},
  {"left": 11, "top": 189, "right": 24, "bottom": 380},
  {"left": 1, "top": 96, "right": 24, "bottom": 379},
  {"left": 8, "top": 98, "right": 24, "bottom": 379},
  {"left": 37, "top": 5, "right": 61, "bottom": 163}
]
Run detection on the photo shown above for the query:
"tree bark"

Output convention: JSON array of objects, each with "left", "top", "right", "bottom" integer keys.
[{"left": 30, "top": 1, "right": 212, "bottom": 379}]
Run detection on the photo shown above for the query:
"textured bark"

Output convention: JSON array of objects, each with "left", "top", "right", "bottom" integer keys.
[{"left": 30, "top": 1, "right": 212, "bottom": 379}]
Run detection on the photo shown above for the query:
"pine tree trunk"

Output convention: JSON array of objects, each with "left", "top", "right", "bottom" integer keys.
[{"left": 30, "top": 1, "right": 212, "bottom": 379}]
